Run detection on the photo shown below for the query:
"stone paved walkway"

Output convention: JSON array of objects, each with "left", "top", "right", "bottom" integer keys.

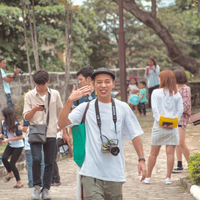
[{"left": 1, "top": 113, "right": 199, "bottom": 200}]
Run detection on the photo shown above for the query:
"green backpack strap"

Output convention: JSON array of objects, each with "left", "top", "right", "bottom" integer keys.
[{"left": 81, "top": 102, "right": 90, "bottom": 124}]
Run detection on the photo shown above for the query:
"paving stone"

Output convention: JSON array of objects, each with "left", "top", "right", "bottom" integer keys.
[{"left": 0, "top": 113, "right": 199, "bottom": 199}]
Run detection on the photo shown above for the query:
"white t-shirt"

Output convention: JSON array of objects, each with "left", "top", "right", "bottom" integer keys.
[
  {"left": 129, "top": 84, "right": 138, "bottom": 96},
  {"left": 1, "top": 121, "right": 24, "bottom": 148},
  {"left": 40, "top": 94, "right": 46, "bottom": 102},
  {"left": 68, "top": 99, "right": 143, "bottom": 182},
  {"left": 151, "top": 88, "right": 183, "bottom": 122}
]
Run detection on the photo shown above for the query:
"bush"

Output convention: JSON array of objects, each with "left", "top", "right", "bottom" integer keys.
[{"left": 188, "top": 152, "right": 200, "bottom": 184}]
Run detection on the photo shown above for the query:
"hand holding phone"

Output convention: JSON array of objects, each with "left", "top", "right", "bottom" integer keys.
[
  {"left": 39, "top": 104, "right": 45, "bottom": 107},
  {"left": 35, "top": 104, "right": 45, "bottom": 112}
]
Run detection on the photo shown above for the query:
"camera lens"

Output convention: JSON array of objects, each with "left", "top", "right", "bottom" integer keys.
[
  {"left": 18, "top": 69, "right": 24, "bottom": 74},
  {"left": 109, "top": 145, "right": 120, "bottom": 156}
]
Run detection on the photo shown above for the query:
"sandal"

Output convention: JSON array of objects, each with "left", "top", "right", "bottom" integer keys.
[
  {"left": 4, "top": 176, "right": 13, "bottom": 182},
  {"left": 13, "top": 184, "right": 24, "bottom": 189}
]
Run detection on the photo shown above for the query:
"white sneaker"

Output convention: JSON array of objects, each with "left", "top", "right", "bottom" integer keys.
[
  {"left": 143, "top": 177, "right": 151, "bottom": 184},
  {"left": 165, "top": 178, "right": 172, "bottom": 185}
]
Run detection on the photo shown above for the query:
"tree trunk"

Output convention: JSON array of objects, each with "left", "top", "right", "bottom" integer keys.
[
  {"left": 198, "top": 0, "right": 200, "bottom": 25},
  {"left": 113, "top": 0, "right": 200, "bottom": 75},
  {"left": 151, "top": 0, "right": 156, "bottom": 18},
  {"left": 0, "top": 71, "right": 7, "bottom": 114},
  {"left": 63, "top": 0, "right": 71, "bottom": 103},
  {"left": 32, "top": 0, "right": 40, "bottom": 69},
  {"left": 26, "top": 0, "right": 39, "bottom": 70},
  {"left": 21, "top": 0, "right": 34, "bottom": 89}
]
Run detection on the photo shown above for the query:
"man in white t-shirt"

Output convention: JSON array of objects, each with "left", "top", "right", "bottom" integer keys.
[{"left": 58, "top": 68, "right": 146, "bottom": 200}]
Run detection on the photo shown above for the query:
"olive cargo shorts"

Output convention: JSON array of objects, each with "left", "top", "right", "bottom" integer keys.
[{"left": 81, "top": 176, "right": 123, "bottom": 200}]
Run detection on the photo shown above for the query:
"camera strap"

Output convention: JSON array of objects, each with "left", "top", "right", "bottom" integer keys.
[{"left": 95, "top": 98, "right": 117, "bottom": 142}]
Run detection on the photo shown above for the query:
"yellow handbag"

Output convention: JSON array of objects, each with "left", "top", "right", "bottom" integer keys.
[{"left": 159, "top": 115, "right": 178, "bottom": 128}]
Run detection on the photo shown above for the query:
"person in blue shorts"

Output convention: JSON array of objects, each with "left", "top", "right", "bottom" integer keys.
[{"left": 0, "top": 58, "right": 20, "bottom": 109}]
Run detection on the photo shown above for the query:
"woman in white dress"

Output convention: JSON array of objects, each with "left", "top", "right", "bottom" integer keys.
[{"left": 143, "top": 70, "right": 183, "bottom": 185}]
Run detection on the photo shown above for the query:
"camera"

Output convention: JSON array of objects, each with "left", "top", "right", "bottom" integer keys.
[
  {"left": 101, "top": 136, "right": 120, "bottom": 156},
  {"left": 18, "top": 68, "right": 24, "bottom": 74}
]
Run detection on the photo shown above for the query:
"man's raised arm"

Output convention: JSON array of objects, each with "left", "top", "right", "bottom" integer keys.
[{"left": 58, "top": 85, "right": 91, "bottom": 129}]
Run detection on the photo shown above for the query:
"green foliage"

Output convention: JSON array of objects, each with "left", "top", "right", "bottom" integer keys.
[
  {"left": 82, "top": 0, "right": 178, "bottom": 69},
  {"left": 1, "top": 0, "right": 200, "bottom": 72},
  {"left": 0, "top": 143, "right": 7, "bottom": 154},
  {"left": 0, "top": 0, "right": 97, "bottom": 72},
  {"left": 188, "top": 152, "right": 200, "bottom": 184},
  {"left": 82, "top": 0, "right": 200, "bottom": 71}
]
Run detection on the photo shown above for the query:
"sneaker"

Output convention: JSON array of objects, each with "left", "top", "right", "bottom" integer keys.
[
  {"left": 143, "top": 177, "right": 151, "bottom": 184},
  {"left": 41, "top": 188, "right": 51, "bottom": 200},
  {"left": 31, "top": 185, "right": 41, "bottom": 200},
  {"left": 165, "top": 178, "right": 173, "bottom": 185},
  {"left": 51, "top": 182, "right": 61, "bottom": 186},
  {"left": 172, "top": 166, "right": 184, "bottom": 173}
]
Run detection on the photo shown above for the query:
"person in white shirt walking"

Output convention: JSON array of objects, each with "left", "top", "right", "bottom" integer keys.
[
  {"left": 58, "top": 68, "right": 146, "bottom": 200},
  {"left": 143, "top": 70, "right": 183, "bottom": 185}
]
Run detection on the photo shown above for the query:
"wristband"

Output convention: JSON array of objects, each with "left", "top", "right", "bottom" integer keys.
[{"left": 138, "top": 158, "right": 145, "bottom": 162}]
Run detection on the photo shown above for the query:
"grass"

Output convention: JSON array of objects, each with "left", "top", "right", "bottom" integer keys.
[
  {"left": 0, "top": 143, "right": 6, "bottom": 155},
  {"left": 178, "top": 182, "right": 190, "bottom": 194}
]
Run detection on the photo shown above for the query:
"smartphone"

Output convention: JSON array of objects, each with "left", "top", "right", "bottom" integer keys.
[
  {"left": 162, "top": 122, "right": 173, "bottom": 126},
  {"left": 39, "top": 104, "right": 45, "bottom": 107}
]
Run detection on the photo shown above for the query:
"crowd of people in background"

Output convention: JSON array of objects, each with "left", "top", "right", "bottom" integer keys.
[{"left": 0, "top": 57, "right": 193, "bottom": 200}]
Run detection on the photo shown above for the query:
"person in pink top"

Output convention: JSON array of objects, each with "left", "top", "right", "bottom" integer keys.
[{"left": 172, "top": 69, "right": 191, "bottom": 173}]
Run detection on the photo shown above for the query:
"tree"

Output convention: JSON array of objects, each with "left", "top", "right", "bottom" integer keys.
[
  {"left": 0, "top": 71, "right": 6, "bottom": 116},
  {"left": 63, "top": 0, "right": 71, "bottom": 103},
  {"left": 112, "top": 0, "right": 200, "bottom": 75},
  {"left": 26, "top": 0, "right": 40, "bottom": 70},
  {"left": 0, "top": 0, "right": 96, "bottom": 72},
  {"left": 83, "top": 0, "right": 184, "bottom": 69},
  {"left": 21, "top": 0, "right": 34, "bottom": 88}
]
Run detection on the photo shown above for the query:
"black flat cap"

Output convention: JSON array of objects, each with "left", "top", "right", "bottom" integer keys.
[{"left": 91, "top": 67, "right": 115, "bottom": 80}]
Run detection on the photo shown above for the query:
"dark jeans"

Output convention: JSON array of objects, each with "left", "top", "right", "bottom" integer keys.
[
  {"left": 30, "top": 138, "right": 56, "bottom": 190},
  {"left": 148, "top": 85, "right": 159, "bottom": 108},
  {"left": 51, "top": 139, "right": 60, "bottom": 183},
  {"left": 5, "top": 93, "right": 15, "bottom": 109},
  {"left": 137, "top": 102, "right": 146, "bottom": 115},
  {"left": 2, "top": 145, "right": 23, "bottom": 181}
]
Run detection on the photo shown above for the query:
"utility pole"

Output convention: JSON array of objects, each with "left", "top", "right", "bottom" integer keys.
[{"left": 118, "top": 0, "right": 127, "bottom": 102}]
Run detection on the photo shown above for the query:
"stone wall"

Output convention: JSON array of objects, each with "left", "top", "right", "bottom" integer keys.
[{"left": 8, "top": 68, "right": 146, "bottom": 104}]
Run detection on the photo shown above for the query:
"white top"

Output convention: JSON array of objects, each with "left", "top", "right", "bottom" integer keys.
[
  {"left": 151, "top": 88, "right": 183, "bottom": 122},
  {"left": 129, "top": 84, "right": 138, "bottom": 96},
  {"left": 144, "top": 65, "right": 160, "bottom": 88},
  {"left": 68, "top": 99, "right": 143, "bottom": 182},
  {"left": 40, "top": 94, "right": 46, "bottom": 102},
  {"left": 2, "top": 121, "right": 24, "bottom": 148}
]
